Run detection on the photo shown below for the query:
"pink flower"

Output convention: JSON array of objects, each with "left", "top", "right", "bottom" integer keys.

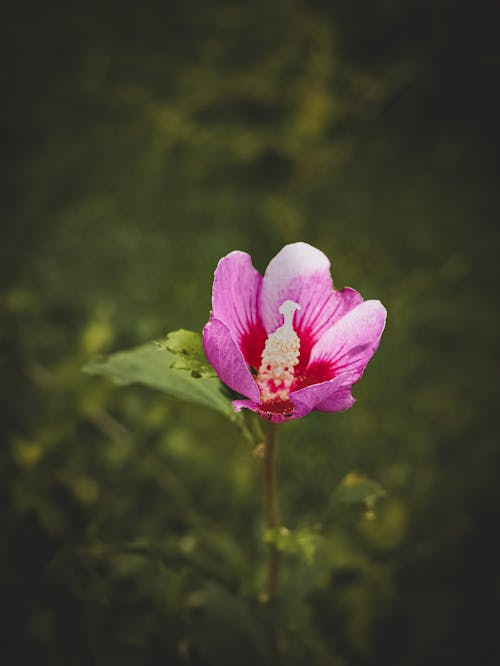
[{"left": 202, "top": 243, "right": 386, "bottom": 423}]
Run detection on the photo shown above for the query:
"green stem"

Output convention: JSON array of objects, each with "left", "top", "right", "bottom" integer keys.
[{"left": 263, "top": 421, "right": 280, "bottom": 600}]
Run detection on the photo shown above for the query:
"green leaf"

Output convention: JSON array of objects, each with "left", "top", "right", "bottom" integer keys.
[
  {"left": 156, "top": 328, "right": 216, "bottom": 379},
  {"left": 331, "top": 472, "right": 386, "bottom": 520},
  {"left": 263, "top": 526, "right": 319, "bottom": 565},
  {"left": 83, "top": 342, "right": 237, "bottom": 420}
]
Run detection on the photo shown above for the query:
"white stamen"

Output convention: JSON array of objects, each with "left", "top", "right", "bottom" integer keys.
[{"left": 257, "top": 300, "right": 301, "bottom": 403}]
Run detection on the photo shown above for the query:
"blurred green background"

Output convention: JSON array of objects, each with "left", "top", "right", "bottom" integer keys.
[{"left": 2, "top": 1, "right": 499, "bottom": 664}]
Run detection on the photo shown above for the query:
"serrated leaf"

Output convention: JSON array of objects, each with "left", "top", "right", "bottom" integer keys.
[
  {"left": 83, "top": 343, "right": 237, "bottom": 420},
  {"left": 156, "top": 328, "right": 216, "bottom": 378}
]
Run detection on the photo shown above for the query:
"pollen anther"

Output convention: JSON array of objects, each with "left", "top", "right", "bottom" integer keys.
[{"left": 257, "top": 300, "right": 301, "bottom": 403}]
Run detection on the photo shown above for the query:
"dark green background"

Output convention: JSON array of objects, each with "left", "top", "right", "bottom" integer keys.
[{"left": 2, "top": 1, "right": 499, "bottom": 664}]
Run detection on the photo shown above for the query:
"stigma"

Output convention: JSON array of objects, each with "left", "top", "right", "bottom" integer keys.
[{"left": 257, "top": 300, "right": 301, "bottom": 403}]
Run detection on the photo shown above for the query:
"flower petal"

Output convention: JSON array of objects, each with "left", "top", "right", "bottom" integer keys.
[
  {"left": 290, "top": 372, "right": 357, "bottom": 419},
  {"left": 260, "top": 242, "right": 363, "bottom": 371},
  {"left": 307, "top": 300, "right": 387, "bottom": 383},
  {"left": 202, "top": 316, "right": 261, "bottom": 402},
  {"left": 232, "top": 399, "right": 291, "bottom": 424},
  {"left": 236, "top": 372, "right": 357, "bottom": 421},
  {"left": 211, "top": 251, "right": 267, "bottom": 369}
]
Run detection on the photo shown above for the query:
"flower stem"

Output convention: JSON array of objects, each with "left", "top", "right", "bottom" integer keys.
[{"left": 263, "top": 421, "right": 280, "bottom": 600}]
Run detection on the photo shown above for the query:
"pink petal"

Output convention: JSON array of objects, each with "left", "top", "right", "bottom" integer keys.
[
  {"left": 211, "top": 251, "right": 267, "bottom": 369},
  {"left": 202, "top": 317, "right": 261, "bottom": 402},
  {"left": 290, "top": 373, "right": 357, "bottom": 419},
  {"left": 232, "top": 399, "right": 291, "bottom": 424},
  {"left": 235, "top": 373, "right": 357, "bottom": 421},
  {"left": 308, "top": 300, "right": 387, "bottom": 383},
  {"left": 260, "top": 242, "right": 363, "bottom": 371}
]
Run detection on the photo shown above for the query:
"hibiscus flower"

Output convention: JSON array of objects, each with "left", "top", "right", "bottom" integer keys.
[{"left": 202, "top": 242, "right": 386, "bottom": 423}]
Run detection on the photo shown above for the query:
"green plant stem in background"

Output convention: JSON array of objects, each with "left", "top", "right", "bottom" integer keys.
[{"left": 263, "top": 421, "right": 280, "bottom": 601}]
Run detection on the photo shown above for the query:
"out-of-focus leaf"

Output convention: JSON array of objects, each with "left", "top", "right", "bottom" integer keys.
[
  {"left": 156, "top": 328, "right": 216, "bottom": 379},
  {"left": 83, "top": 343, "right": 236, "bottom": 420},
  {"left": 331, "top": 472, "right": 386, "bottom": 519},
  {"left": 263, "top": 526, "right": 319, "bottom": 565}
]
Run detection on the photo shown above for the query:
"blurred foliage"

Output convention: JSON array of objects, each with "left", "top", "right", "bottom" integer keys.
[{"left": 1, "top": 0, "right": 499, "bottom": 664}]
